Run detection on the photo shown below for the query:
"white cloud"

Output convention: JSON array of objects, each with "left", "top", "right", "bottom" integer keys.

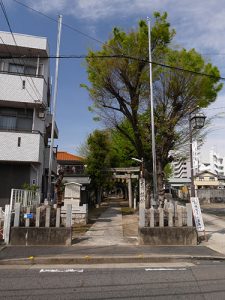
[
  {"left": 25, "top": 0, "right": 225, "bottom": 54},
  {"left": 24, "top": 0, "right": 225, "bottom": 157}
]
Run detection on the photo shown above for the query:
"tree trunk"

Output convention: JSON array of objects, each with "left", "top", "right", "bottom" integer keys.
[
  {"left": 157, "top": 161, "right": 165, "bottom": 207},
  {"left": 96, "top": 187, "right": 102, "bottom": 207}
]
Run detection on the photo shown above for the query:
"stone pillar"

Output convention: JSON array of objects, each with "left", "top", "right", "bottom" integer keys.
[
  {"left": 128, "top": 175, "right": 132, "bottom": 208},
  {"left": 139, "top": 178, "right": 146, "bottom": 227}
]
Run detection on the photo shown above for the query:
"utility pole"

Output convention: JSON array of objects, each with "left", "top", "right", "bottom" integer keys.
[
  {"left": 47, "top": 15, "right": 62, "bottom": 202},
  {"left": 147, "top": 17, "right": 158, "bottom": 206}
]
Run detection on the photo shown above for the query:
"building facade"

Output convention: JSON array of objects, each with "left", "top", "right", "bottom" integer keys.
[
  {"left": 57, "top": 151, "right": 90, "bottom": 185},
  {"left": 0, "top": 31, "right": 58, "bottom": 206},
  {"left": 200, "top": 149, "right": 225, "bottom": 176}
]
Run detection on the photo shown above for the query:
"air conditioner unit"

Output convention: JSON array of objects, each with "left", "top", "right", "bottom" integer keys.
[{"left": 38, "top": 112, "right": 45, "bottom": 118}]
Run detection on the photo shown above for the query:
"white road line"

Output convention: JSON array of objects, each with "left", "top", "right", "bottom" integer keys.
[
  {"left": 145, "top": 268, "right": 187, "bottom": 271},
  {"left": 40, "top": 269, "right": 84, "bottom": 273}
]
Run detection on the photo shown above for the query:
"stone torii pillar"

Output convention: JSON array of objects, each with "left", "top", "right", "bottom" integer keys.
[{"left": 127, "top": 174, "right": 132, "bottom": 208}]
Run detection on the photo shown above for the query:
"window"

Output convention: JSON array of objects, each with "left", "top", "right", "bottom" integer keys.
[
  {"left": 0, "top": 107, "right": 33, "bottom": 132},
  {"left": 0, "top": 115, "right": 16, "bottom": 130},
  {"left": 24, "top": 65, "right": 36, "bottom": 76},
  {"left": 8, "top": 63, "right": 41, "bottom": 76},
  {"left": 9, "top": 63, "right": 24, "bottom": 73}
]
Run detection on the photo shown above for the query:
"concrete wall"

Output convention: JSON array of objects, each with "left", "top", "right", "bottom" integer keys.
[
  {"left": 0, "top": 131, "right": 43, "bottom": 162},
  {"left": 139, "top": 227, "right": 198, "bottom": 245},
  {"left": 0, "top": 73, "right": 46, "bottom": 104},
  {"left": 0, "top": 31, "right": 49, "bottom": 53},
  {"left": 10, "top": 227, "right": 72, "bottom": 246},
  {"left": 197, "top": 189, "right": 225, "bottom": 203}
]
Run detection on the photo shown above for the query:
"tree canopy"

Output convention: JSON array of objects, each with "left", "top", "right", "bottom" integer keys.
[{"left": 82, "top": 12, "right": 223, "bottom": 202}]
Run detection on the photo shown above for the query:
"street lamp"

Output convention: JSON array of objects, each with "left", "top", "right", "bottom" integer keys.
[
  {"left": 189, "top": 111, "right": 206, "bottom": 197},
  {"left": 131, "top": 157, "right": 144, "bottom": 178}
]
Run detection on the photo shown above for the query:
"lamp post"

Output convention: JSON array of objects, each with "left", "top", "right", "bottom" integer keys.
[
  {"left": 131, "top": 157, "right": 144, "bottom": 178},
  {"left": 189, "top": 111, "right": 206, "bottom": 197},
  {"left": 147, "top": 17, "right": 158, "bottom": 205}
]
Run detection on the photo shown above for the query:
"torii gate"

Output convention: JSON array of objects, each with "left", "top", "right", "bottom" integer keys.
[{"left": 108, "top": 167, "right": 140, "bottom": 208}]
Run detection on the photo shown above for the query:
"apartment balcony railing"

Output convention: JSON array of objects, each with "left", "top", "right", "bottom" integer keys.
[
  {"left": 0, "top": 131, "right": 44, "bottom": 163},
  {"left": 0, "top": 72, "right": 48, "bottom": 107}
]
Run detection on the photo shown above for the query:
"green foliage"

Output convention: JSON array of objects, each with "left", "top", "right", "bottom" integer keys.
[
  {"left": 82, "top": 11, "right": 223, "bottom": 191},
  {"left": 22, "top": 183, "right": 39, "bottom": 192},
  {"left": 85, "top": 130, "right": 112, "bottom": 188},
  {"left": 164, "top": 163, "right": 173, "bottom": 180}
]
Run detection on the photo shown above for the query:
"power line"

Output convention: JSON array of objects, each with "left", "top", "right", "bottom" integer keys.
[
  {"left": 14, "top": 0, "right": 225, "bottom": 61},
  {"left": 13, "top": 0, "right": 109, "bottom": 49},
  {"left": 0, "top": 0, "right": 43, "bottom": 100},
  {"left": 1, "top": 54, "right": 225, "bottom": 81},
  {"left": 0, "top": 36, "right": 37, "bottom": 101}
]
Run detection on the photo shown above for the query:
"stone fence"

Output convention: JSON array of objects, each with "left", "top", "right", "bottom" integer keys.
[
  {"left": 3, "top": 202, "right": 88, "bottom": 245},
  {"left": 139, "top": 203, "right": 197, "bottom": 245},
  {"left": 197, "top": 189, "right": 225, "bottom": 203},
  {"left": 144, "top": 203, "right": 193, "bottom": 227}
]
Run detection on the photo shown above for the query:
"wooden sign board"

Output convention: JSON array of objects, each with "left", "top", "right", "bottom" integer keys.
[{"left": 190, "top": 197, "right": 205, "bottom": 232}]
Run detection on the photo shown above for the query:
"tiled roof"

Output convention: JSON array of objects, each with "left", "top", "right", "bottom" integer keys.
[{"left": 57, "top": 151, "right": 84, "bottom": 161}]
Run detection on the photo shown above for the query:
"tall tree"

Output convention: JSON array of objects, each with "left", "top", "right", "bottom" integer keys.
[
  {"left": 83, "top": 12, "right": 222, "bottom": 205},
  {"left": 85, "top": 130, "right": 113, "bottom": 204}
]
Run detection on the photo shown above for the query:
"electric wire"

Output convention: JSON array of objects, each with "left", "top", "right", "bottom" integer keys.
[
  {"left": 0, "top": 36, "right": 36, "bottom": 101},
  {"left": 13, "top": 0, "right": 109, "bottom": 49},
  {"left": 13, "top": 0, "right": 225, "bottom": 60},
  {"left": 0, "top": 54, "right": 224, "bottom": 81},
  {"left": 0, "top": 0, "right": 43, "bottom": 101},
  {"left": 10, "top": 0, "right": 225, "bottom": 81}
]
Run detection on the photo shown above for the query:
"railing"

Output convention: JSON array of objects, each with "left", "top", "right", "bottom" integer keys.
[
  {"left": 0, "top": 207, "right": 4, "bottom": 240},
  {"left": 10, "top": 189, "right": 41, "bottom": 211}
]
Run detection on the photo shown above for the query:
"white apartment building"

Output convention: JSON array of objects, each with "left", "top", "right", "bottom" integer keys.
[
  {"left": 200, "top": 149, "right": 225, "bottom": 176},
  {"left": 0, "top": 31, "right": 58, "bottom": 206},
  {"left": 171, "top": 141, "right": 200, "bottom": 179},
  {"left": 172, "top": 157, "right": 191, "bottom": 179}
]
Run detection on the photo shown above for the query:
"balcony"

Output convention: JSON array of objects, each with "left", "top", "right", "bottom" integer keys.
[
  {"left": 0, "top": 72, "right": 48, "bottom": 107},
  {"left": 0, "top": 131, "right": 43, "bottom": 163}
]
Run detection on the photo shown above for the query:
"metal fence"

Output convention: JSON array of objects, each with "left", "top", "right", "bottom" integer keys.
[
  {"left": 10, "top": 189, "right": 41, "bottom": 210},
  {"left": 0, "top": 207, "right": 4, "bottom": 240}
]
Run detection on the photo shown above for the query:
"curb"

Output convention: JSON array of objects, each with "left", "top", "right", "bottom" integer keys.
[{"left": 0, "top": 255, "right": 225, "bottom": 265}]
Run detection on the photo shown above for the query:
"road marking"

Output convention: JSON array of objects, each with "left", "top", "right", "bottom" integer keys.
[
  {"left": 40, "top": 269, "right": 84, "bottom": 273},
  {"left": 145, "top": 268, "right": 187, "bottom": 271}
]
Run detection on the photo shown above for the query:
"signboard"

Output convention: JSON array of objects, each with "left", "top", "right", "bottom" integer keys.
[
  {"left": 139, "top": 178, "right": 145, "bottom": 205},
  {"left": 139, "top": 178, "right": 146, "bottom": 227},
  {"left": 64, "top": 183, "right": 81, "bottom": 199},
  {"left": 190, "top": 197, "right": 205, "bottom": 232},
  {"left": 24, "top": 213, "right": 33, "bottom": 219}
]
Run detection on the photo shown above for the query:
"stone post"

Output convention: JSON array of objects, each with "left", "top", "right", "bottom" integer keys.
[
  {"left": 128, "top": 174, "right": 132, "bottom": 208},
  {"left": 139, "top": 178, "right": 146, "bottom": 227}
]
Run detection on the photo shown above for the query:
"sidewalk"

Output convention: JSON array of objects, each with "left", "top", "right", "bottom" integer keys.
[
  {"left": 0, "top": 200, "right": 224, "bottom": 265},
  {"left": 76, "top": 202, "right": 128, "bottom": 246},
  {"left": 201, "top": 212, "right": 225, "bottom": 255}
]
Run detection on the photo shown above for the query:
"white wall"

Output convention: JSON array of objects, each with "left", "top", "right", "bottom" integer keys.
[
  {"left": 0, "top": 31, "right": 49, "bottom": 54},
  {"left": 0, "top": 73, "right": 46, "bottom": 105},
  {"left": 0, "top": 132, "right": 43, "bottom": 162}
]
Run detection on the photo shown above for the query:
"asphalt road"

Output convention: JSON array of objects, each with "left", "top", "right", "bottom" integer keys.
[{"left": 1, "top": 261, "right": 225, "bottom": 299}]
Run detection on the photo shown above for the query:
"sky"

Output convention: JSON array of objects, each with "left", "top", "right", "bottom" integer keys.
[{"left": 1, "top": 0, "right": 225, "bottom": 162}]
